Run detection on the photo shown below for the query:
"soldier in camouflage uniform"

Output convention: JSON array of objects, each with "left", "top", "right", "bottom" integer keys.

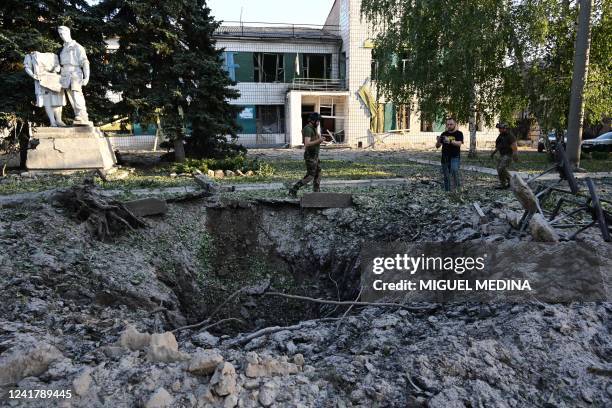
[
  {"left": 288, "top": 113, "right": 325, "bottom": 197},
  {"left": 490, "top": 123, "right": 518, "bottom": 189}
]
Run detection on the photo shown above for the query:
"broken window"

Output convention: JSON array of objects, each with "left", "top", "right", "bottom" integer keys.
[
  {"left": 421, "top": 119, "right": 433, "bottom": 132},
  {"left": 254, "top": 53, "right": 284, "bottom": 83},
  {"left": 256, "top": 106, "right": 285, "bottom": 134},
  {"left": 421, "top": 117, "right": 445, "bottom": 132},
  {"left": 301, "top": 54, "right": 331, "bottom": 79},
  {"left": 396, "top": 105, "right": 411, "bottom": 130}
]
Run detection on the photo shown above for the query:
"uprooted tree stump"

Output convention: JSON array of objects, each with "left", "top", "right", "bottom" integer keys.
[{"left": 53, "top": 185, "right": 146, "bottom": 241}]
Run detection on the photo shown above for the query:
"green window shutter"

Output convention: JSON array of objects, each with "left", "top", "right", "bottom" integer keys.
[
  {"left": 284, "top": 53, "right": 296, "bottom": 82},
  {"left": 384, "top": 103, "right": 396, "bottom": 132},
  {"left": 234, "top": 52, "right": 254, "bottom": 82}
]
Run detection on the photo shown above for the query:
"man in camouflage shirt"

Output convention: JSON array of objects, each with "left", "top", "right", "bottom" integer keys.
[
  {"left": 288, "top": 113, "right": 326, "bottom": 197},
  {"left": 490, "top": 123, "right": 518, "bottom": 189}
]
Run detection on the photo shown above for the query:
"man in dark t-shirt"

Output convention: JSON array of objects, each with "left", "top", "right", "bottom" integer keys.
[
  {"left": 435, "top": 118, "right": 464, "bottom": 192},
  {"left": 490, "top": 123, "right": 518, "bottom": 189}
]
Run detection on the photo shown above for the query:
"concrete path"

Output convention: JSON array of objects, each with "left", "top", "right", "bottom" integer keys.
[
  {"left": 0, "top": 178, "right": 410, "bottom": 207},
  {"left": 2, "top": 161, "right": 610, "bottom": 207}
]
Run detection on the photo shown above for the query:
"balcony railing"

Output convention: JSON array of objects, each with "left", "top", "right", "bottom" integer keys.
[
  {"left": 214, "top": 21, "right": 341, "bottom": 40},
  {"left": 289, "top": 78, "right": 347, "bottom": 91}
]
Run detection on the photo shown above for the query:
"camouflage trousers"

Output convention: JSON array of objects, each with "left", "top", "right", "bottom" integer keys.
[
  {"left": 497, "top": 154, "right": 513, "bottom": 187},
  {"left": 291, "top": 157, "right": 321, "bottom": 193}
]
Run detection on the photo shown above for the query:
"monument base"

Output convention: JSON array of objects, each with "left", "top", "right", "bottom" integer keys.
[{"left": 26, "top": 126, "right": 116, "bottom": 171}]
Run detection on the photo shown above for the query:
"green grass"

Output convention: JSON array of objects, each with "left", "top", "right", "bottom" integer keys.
[
  {"left": 1, "top": 150, "right": 608, "bottom": 196},
  {"left": 412, "top": 150, "right": 612, "bottom": 173},
  {"left": 217, "top": 159, "right": 399, "bottom": 184},
  {"left": 0, "top": 173, "right": 87, "bottom": 195}
]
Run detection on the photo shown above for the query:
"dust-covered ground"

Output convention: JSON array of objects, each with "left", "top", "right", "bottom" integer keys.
[{"left": 0, "top": 159, "right": 611, "bottom": 407}]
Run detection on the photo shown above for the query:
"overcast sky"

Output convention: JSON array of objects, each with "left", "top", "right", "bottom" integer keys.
[{"left": 207, "top": 0, "right": 336, "bottom": 25}]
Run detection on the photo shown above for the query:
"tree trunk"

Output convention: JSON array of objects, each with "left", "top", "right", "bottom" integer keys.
[
  {"left": 566, "top": 0, "right": 593, "bottom": 167},
  {"left": 468, "top": 106, "right": 477, "bottom": 157},
  {"left": 18, "top": 121, "right": 30, "bottom": 170},
  {"left": 174, "top": 138, "right": 186, "bottom": 163}
]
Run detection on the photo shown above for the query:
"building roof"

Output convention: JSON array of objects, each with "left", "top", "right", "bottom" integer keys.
[{"left": 214, "top": 23, "right": 341, "bottom": 41}]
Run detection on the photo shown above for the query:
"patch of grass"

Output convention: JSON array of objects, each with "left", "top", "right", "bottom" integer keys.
[
  {"left": 0, "top": 173, "right": 87, "bottom": 195},
  {"left": 412, "top": 150, "right": 612, "bottom": 173},
  {"left": 216, "top": 159, "right": 398, "bottom": 184}
]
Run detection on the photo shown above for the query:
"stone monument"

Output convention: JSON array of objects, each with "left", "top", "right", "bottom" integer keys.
[
  {"left": 24, "top": 26, "right": 116, "bottom": 171},
  {"left": 58, "top": 25, "right": 91, "bottom": 126},
  {"left": 23, "top": 51, "right": 66, "bottom": 127}
]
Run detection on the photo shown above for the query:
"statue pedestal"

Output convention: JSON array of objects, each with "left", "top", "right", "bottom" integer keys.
[{"left": 26, "top": 126, "right": 116, "bottom": 171}]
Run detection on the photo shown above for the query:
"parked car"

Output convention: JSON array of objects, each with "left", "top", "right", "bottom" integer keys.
[
  {"left": 581, "top": 131, "right": 612, "bottom": 153},
  {"left": 538, "top": 131, "right": 567, "bottom": 152}
]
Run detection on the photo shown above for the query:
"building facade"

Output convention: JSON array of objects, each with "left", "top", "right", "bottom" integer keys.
[{"left": 214, "top": 0, "right": 499, "bottom": 149}]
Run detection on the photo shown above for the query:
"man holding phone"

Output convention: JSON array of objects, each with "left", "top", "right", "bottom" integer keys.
[{"left": 435, "top": 117, "right": 464, "bottom": 192}]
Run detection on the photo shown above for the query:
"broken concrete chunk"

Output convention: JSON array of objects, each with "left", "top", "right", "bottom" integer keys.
[
  {"left": 529, "top": 213, "right": 560, "bottom": 242},
  {"left": 293, "top": 354, "right": 305, "bottom": 367},
  {"left": 510, "top": 174, "right": 538, "bottom": 213},
  {"left": 147, "top": 332, "right": 189, "bottom": 363},
  {"left": 192, "top": 331, "right": 220, "bottom": 347},
  {"left": 300, "top": 192, "right": 353, "bottom": 208},
  {"left": 194, "top": 174, "right": 220, "bottom": 193},
  {"left": 145, "top": 387, "right": 173, "bottom": 408},
  {"left": 119, "top": 325, "right": 151, "bottom": 351},
  {"left": 187, "top": 350, "right": 224, "bottom": 376},
  {"left": 224, "top": 394, "right": 239, "bottom": 408},
  {"left": 0, "top": 342, "right": 63, "bottom": 387},
  {"left": 210, "top": 362, "right": 237, "bottom": 396},
  {"left": 245, "top": 355, "right": 299, "bottom": 378},
  {"left": 258, "top": 382, "right": 278, "bottom": 407},
  {"left": 72, "top": 367, "right": 93, "bottom": 396},
  {"left": 503, "top": 210, "right": 523, "bottom": 229},
  {"left": 123, "top": 198, "right": 168, "bottom": 217}
]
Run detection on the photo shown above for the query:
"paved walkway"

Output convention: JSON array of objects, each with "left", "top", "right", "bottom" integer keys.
[
  {"left": 2, "top": 160, "right": 610, "bottom": 207},
  {"left": 0, "top": 178, "right": 410, "bottom": 206}
]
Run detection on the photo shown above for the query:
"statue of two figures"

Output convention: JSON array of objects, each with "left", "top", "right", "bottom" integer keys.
[{"left": 23, "top": 26, "right": 91, "bottom": 127}]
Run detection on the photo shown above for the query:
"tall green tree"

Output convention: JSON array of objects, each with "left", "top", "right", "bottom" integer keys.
[
  {"left": 0, "top": 0, "right": 110, "bottom": 165},
  {"left": 98, "top": 0, "right": 241, "bottom": 161},
  {"left": 362, "top": 0, "right": 516, "bottom": 156},
  {"left": 511, "top": 0, "right": 610, "bottom": 156},
  {"left": 361, "top": 0, "right": 611, "bottom": 158}
]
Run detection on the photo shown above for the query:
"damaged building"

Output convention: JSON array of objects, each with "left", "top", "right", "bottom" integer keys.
[{"left": 214, "top": 0, "right": 500, "bottom": 148}]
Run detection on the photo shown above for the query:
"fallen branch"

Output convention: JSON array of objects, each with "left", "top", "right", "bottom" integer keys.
[
  {"left": 335, "top": 285, "right": 364, "bottom": 334},
  {"left": 226, "top": 317, "right": 340, "bottom": 347},
  {"left": 263, "top": 291, "right": 438, "bottom": 312},
  {"left": 172, "top": 317, "right": 244, "bottom": 333}
]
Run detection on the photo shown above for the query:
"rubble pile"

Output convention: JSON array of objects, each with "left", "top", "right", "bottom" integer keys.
[{"left": 0, "top": 180, "right": 610, "bottom": 407}]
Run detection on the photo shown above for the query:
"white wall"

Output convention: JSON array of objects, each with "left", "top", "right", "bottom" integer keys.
[{"left": 232, "top": 83, "right": 289, "bottom": 105}]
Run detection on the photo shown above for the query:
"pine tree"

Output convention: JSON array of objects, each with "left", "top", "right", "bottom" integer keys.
[{"left": 98, "top": 0, "right": 241, "bottom": 161}]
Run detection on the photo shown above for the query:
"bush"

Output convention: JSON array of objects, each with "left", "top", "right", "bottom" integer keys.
[{"left": 173, "top": 155, "right": 275, "bottom": 176}]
